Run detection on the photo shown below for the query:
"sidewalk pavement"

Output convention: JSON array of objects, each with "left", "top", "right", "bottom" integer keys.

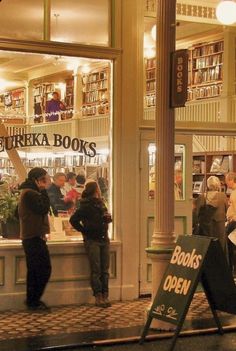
[{"left": 0, "top": 292, "right": 236, "bottom": 351}]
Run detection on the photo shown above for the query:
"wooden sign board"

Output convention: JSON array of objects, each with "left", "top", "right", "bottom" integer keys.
[
  {"left": 141, "top": 235, "right": 236, "bottom": 351},
  {"left": 170, "top": 49, "right": 188, "bottom": 108},
  {"left": 147, "top": 235, "right": 210, "bottom": 326}
]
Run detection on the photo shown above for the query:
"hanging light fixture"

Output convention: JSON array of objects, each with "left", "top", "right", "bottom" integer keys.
[{"left": 216, "top": 0, "right": 236, "bottom": 25}]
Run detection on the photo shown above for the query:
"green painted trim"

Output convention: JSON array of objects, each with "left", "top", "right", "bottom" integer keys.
[
  {"left": 175, "top": 215, "right": 188, "bottom": 234},
  {"left": 15, "top": 251, "right": 117, "bottom": 284},
  {"left": 109, "top": 251, "right": 117, "bottom": 279},
  {"left": 110, "top": 0, "right": 115, "bottom": 47},
  {"left": 146, "top": 215, "right": 188, "bottom": 250},
  {"left": 15, "top": 255, "right": 24, "bottom": 285},
  {"left": 0, "top": 257, "right": 5, "bottom": 286},
  {"left": 146, "top": 247, "right": 174, "bottom": 255},
  {"left": 147, "top": 216, "right": 154, "bottom": 247},
  {"left": 147, "top": 263, "right": 152, "bottom": 283}
]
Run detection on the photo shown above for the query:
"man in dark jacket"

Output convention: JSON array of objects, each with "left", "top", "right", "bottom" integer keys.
[
  {"left": 18, "top": 167, "right": 51, "bottom": 310},
  {"left": 47, "top": 172, "right": 72, "bottom": 216}
]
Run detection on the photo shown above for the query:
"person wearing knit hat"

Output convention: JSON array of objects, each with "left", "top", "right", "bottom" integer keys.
[{"left": 18, "top": 167, "right": 51, "bottom": 311}]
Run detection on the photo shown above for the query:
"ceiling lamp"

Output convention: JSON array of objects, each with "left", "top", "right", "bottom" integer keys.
[{"left": 216, "top": 0, "right": 236, "bottom": 25}]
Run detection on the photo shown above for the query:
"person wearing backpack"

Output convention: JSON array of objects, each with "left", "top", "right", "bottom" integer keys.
[{"left": 196, "top": 176, "right": 228, "bottom": 255}]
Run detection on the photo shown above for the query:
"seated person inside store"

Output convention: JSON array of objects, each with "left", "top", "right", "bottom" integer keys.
[
  {"left": 61, "top": 172, "right": 81, "bottom": 205},
  {"left": 45, "top": 91, "right": 66, "bottom": 122},
  {"left": 47, "top": 172, "right": 73, "bottom": 216}
]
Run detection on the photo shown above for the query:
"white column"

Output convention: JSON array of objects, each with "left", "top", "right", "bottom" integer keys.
[
  {"left": 148, "top": 0, "right": 177, "bottom": 330},
  {"left": 25, "top": 81, "right": 34, "bottom": 123},
  {"left": 73, "top": 70, "right": 82, "bottom": 118}
]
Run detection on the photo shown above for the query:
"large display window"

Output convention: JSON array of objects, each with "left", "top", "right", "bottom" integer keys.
[{"left": 0, "top": 49, "right": 113, "bottom": 242}]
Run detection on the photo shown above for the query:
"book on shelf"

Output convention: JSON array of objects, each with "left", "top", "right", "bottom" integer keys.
[
  {"left": 219, "top": 156, "right": 229, "bottom": 173},
  {"left": 210, "top": 156, "right": 223, "bottom": 173},
  {"left": 192, "top": 159, "right": 201, "bottom": 173},
  {"left": 193, "top": 181, "right": 204, "bottom": 194}
]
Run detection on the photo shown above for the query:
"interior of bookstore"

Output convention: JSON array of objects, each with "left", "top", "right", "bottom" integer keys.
[{"left": 0, "top": 50, "right": 112, "bottom": 241}]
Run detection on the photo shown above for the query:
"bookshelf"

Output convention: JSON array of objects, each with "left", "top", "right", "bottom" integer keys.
[
  {"left": 81, "top": 66, "right": 110, "bottom": 117},
  {"left": 0, "top": 88, "right": 25, "bottom": 115},
  {"left": 192, "top": 152, "right": 235, "bottom": 196},
  {"left": 192, "top": 154, "right": 206, "bottom": 195},
  {"left": 33, "top": 83, "right": 55, "bottom": 122},
  {"left": 187, "top": 40, "right": 224, "bottom": 101},
  {"left": 144, "top": 39, "right": 224, "bottom": 106},
  {"left": 33, "top": 77, "right": 74, "bottom": 122},
  {"left": 64, "top": 78, "right": 74, "bottom": 119},
  {"left": 11, "top": 89, "right": 25, "bottom": 112},
  {"left": 0, "top": 154, "right": 108, "bottom": 178},
  {"left": 144, "top": 58, "right": 156, "bottom": 108}
]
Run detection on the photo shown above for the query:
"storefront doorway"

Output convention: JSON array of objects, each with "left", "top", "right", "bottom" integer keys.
[{"left": 139, "top": 131, "right": 193, "bottom": 295}]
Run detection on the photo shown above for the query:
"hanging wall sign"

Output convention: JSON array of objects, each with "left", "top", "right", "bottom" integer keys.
[
  {"left": 170, "top": 49, "right": 188, "bottom": 108},
  {"left": 0, "top": 133, "right": 97, "bottom": 157}
]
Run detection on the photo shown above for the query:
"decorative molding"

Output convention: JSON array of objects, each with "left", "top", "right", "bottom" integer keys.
[
  {"left": 176, "top": 2, "right": 216, "bottom": 21},
  {"left": 15, "top": 251, "right": 117, "bottom": 284},
  {"left": 147, "top": 216, "right": 154, "bottom": 248},
  {"left": 145, "top": 0, "right": 217, "bottom": 22}
]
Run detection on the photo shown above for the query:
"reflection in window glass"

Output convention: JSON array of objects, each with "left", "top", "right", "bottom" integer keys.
[
  {"left": 0, "top": 0, "right": 44, "bottom": 40},
  {"left": 148, "top": 143, "right": 156, "bottom": 200},
  {"left": 148, "top": 143, "right": 185, "bottom": 200},
  {"left": 174, "top": 144, "right": 185, "bottom": 200},
  {"left": 51, "top": 0, "right": 110, "bottom": 46}
]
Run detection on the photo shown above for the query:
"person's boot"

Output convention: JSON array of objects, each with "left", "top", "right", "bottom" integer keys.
[
  {"left": 95, "top": 293, "right": 106, "bottom": 307},
  {"left": 102, "top": 293, "right": 111, "bottom": 307}
]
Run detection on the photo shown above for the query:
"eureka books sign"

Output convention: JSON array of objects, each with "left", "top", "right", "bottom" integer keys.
[{"left": 0, "top": 133, "right": 97, "bottom": 157}]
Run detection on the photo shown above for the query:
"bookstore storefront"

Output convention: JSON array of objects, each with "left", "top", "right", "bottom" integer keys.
[
  {"left": 0, "top": 0, "right": 128, "bottom": 309},
  {"left": 0, "top": 46, "right": 123, "bottom": 310}
]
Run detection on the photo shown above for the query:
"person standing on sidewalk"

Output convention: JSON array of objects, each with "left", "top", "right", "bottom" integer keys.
[
  {"left": 18, "top": 167, "right": 51, "bottom": 310},
  {"left": 70, "top": 181, "right": 112, "bottom": 308},
  {"left": 225, "top": 172, "right": 236, "bottom": 272}
]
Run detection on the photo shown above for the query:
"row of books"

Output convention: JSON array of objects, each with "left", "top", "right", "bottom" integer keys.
[{"left": 193, "top": 155, "right": 231, "bottom": 174}]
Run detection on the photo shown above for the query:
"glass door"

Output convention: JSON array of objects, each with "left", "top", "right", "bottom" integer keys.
[{"left": 139, "top": 131, "right": 193, "bottom": 295}]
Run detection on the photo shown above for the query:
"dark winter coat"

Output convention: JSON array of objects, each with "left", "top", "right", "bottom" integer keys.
[
  {"left": 47, "top": 183, "right": 69, "bottom": 216},
  {"left": 69, "top": 197, "right": 112, "bottom": 241},
  {"left": 18, "top": 180, "right": 50, "bottom": 240}
]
